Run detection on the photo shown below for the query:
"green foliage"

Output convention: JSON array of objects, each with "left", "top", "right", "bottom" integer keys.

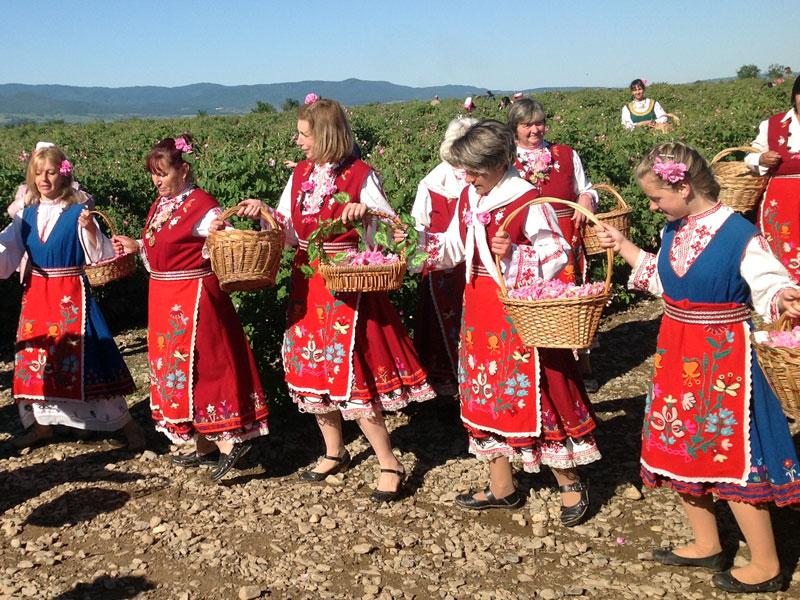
[
  {"left": 766, "top": 64, "right": 788, "bottom": 79},
  {"left": 737, "top": 64, "right": 760, "bottom": 79},
  {"left": 252, "top": 101, "right": 276, "bottom": 114},
  {"left": 281, "top": 98, "right": 300, "bottom": 112},
  {"left": 196, "top": 110, "right": 208, "bottom": 118},
  {"left": 0, "top": 79, "right": 789, "bottom": 368}
]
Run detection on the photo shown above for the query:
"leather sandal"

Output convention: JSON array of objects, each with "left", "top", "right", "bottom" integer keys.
[
  {"left": 455, "top": 487, "right": 524, "bottom": 510},
  {"left": 712, "top": 570, "right": 783, "bottom": 593},
  {"left": 652, "top": 547, "right": 727, "bottom": 571},
  {"left": 210, "top": 441, "right": 253, "bottom": 481},
  {"left": 171, "top": 450, "right": 221, "bottom": 468},
  {"left": 559, "top": 480, "right": 589, "bottom": 527},
  {"left": 369, "top": 467, "right": 406, "bottom": 503},
  {"left": 299, "top": 450, "right": 351, "bottom": 482}
]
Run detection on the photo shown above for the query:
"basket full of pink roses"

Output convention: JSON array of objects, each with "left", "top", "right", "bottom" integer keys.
[{"left": 751, "top": 315, "right": 800, "bottom": 420}]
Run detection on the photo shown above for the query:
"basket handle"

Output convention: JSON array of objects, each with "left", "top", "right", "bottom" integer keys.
[
  {"left": 218, "top": 205, "right": 280, "bottom": 231},
  {"left": 87, "top": 210, "right": 119, "bottom": 237},
  {"left": 710, "top": 146, "right": 761, "bottom": 165},
  {"left": 663, "top": 113, "right": 680, "bottom": 125},
  {"left": 493, "top": 197, "right": 614, "bottom": 298},
  {"left": 589, "top": 183, "right": 628, "bottom": 210}
]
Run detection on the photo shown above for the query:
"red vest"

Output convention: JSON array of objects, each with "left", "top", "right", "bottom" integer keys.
[
  {"left": 142, "top": 188, "right": 218, "bottom": 271},
  {"left": 290, "top": 157, "right": 374, "bottom": 243},
  {"left": 538, "top": 144, "right": 577, "bottom": 202},
  {"left": 767, "top": 113, "right": 800, "bottom": 176}
]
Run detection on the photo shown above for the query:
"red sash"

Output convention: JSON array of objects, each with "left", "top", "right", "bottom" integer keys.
[
  {"left": 14, "top": 267, "right": 85, "bottom": 401},
  {"left": 643, "top": 297, "right": 751, "bottom": 484}
]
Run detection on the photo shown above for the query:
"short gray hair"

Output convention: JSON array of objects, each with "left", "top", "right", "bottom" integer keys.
[
  {"left": 447, "top": 119, "right": 516, "bottom": 174},
  {"left": 506, "top": 98, "right": 546, "bottom": 136},
  {"left": 439, "top": 117, "right": 479, "bottom": 163}
]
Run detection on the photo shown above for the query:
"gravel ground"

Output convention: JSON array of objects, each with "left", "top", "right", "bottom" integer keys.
[{"left": 1, "top": 298, "right": 800, "bottom": 600}]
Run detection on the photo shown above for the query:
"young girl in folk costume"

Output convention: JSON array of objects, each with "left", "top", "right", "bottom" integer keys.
[
  {"left": 0, "top": 145, "right": 143, "bottom": 450},
  {"left": 746, "top": 76, "right": 800, "bottom": 284},
  {"left": 508, "top": 98, "right": 600, "bottom": 390},
  {"left": 235, "top": 97, "right": 435, "bottom": 502},
  {"left": 621, "top": 78, "right": 669, "bottom": 130},
  {"left": 596, "top": 142, "right": 800, "bottom": 594},
  {"left": 420, "top": 120, "right": 599, "bottom": 525},
  {"left": 113, "top": 135, "right": 268, "bottom": 481},
  {"left": 411, "top": 116, "right": 477, "bottom": 396}
]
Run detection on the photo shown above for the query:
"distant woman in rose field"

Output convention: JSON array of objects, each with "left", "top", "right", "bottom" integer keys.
[
  {"left": 113, "top": 134, "right": 269, "bottom": 481},
  {"left": 746, "top": 76, "right": 800, "bottom": 284},
  {"left": 0, "top": 144, "right": 143, "bottom": 451},
  {"left": 420, "top": 119, "right": 597, "bottom": 526},
  {"left": 231, "top": 96, "right": 434, "bottom": 502},
  {"left": 595, "top": 141, "right": 800, "bottom": 594},
  {"left": 621, "top": 78, "right": 669, "bottom": 130},
  {"left": 410, "top": 116, "right": 477, "bottom": 396}
]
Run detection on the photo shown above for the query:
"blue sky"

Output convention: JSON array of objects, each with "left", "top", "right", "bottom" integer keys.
[{"left": 1, "top": 0, "right": 796, "bottom": 90}]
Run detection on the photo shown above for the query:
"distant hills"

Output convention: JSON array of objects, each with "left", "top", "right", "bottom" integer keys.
[{"left": 0, "top": 79, "right": 585, "bottom": 124}]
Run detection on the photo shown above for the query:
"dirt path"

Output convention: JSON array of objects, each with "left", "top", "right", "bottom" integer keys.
[{"left": 1, "top": 298, "right": 799, "bottom": 600}]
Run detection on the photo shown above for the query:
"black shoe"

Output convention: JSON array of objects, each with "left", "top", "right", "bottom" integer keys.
[
  {"left": 171, "top": 450, "right": 220, "bottom": 468},
  {"left": 455, "top": 487, "right": 524, "bottom": 510},
  {"left": 369, "top": 467, "right": 406, "bottom": 503},
  {"left": 210, "top": 442, "right": 253, "bottom": 481},
  {"left": 652, "top": 547, "right": 727, "bottom": 571},
  {"left": 712, "top": 570, "right": 783, "bottom": 593},
  {"left": 559, "top": 480, "right": 589, "bottom": 527},
  {"left": 299, "top": 450, "right": 351, "bottom": 482}
]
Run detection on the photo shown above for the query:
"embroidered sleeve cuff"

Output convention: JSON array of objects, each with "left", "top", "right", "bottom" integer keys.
[{"left": 629, "top": 250, "right": 658, "bottom": 292}]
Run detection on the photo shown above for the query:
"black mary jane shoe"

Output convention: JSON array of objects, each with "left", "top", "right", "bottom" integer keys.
[
  {"left": 455, "top": 487, "right": 524, "bottom": 510},
  {"left": 369, "top": 467, "right": 406, "bottom": 503},
  {"left": 171, "top": 450, "right": 221, "bottom": 468},
  {"left": 299, "top": 450, "right": 352, "bottom": 482},
  {"left": 559, "top": 480, "right": 589, "bottom": 527},
  {"left": 210, "top": 442, "right": 253, "bottom": 482},
  {"left": 712, "top": 570, "right": 783, "bottom": 593},
  {"left": 652, "top": 547, "right": 727, "bottom": 571}
]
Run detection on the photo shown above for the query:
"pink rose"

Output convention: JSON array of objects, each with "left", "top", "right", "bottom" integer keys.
[
  {"left": 174, "top": 138, "right": 193, "bottom": 153},
  {"left": 300, "top": 181, "right": 316, "bottom": 193},
  {"left": 304, "top": 93, "right": 319, "bottom": 105},
  {"left": 59, "top": 160, "right": 72, "bottom": 176}
]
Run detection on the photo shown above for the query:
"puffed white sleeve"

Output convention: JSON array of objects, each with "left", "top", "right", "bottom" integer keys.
[
  {"left": 744, "top": 234, "right": 800, "bottom": 320},
  {"left": 572, "top": 150, "right": 598, "bottom": 210},
  {"left": 358, "top": 171, "right": 395, "bottom": 214},
  {"left": 629, "top": 248, "right": 663, "bottom": 296},
  {"left": 0, "top": 217, "right": 25, "bottom": 279},
  {"left": 621, "top": 105, "right": 634, "bottom": 130},
  {"left": 270, "top": 175, "right": 299, "bottom": 247},
  {"left": 411, "top": 181, "right": 433, "bottom": 234},
  {"left": 501, "top": 202, "right": 570, "bottom": 285},
  {"left": 79, "top": 216, "right": 115, "bottom": 263},
  {"left": 744, "top": 119, "right": 770, "bottom": 176},
  {"left": 653, "top": 101, "right": 668, "bottom": 123}
]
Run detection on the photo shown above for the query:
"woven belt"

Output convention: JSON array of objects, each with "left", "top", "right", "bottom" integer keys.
[
  {"left": 149, "top": 267, "right": 213, "bottom": 281},
  {"left": 664, "top": 303, "right": 750, "bottom": 325},
  {"left": 298, "top": 240, "right": 357, "bottom": 252},
  {"left": 553, "top": 208, "right": 575, "bottom": 218},
  {"left": 31, "top": 265, "right": 84, "bottom": 278},
  {"left": 772, "top": 174, "right": 800, "bottom": 180},
  {"left": 472, "top": 263, "right": 494, "bottom": 278}
]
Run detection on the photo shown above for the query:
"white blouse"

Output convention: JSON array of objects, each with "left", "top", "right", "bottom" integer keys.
[
  {"left": 629, "top": 203, "right": 796, "bottom": 320},
  {"left": 411, "top": 161, "right": 467, "bottom": 233},
  {"left": 621, "top": 99, "right": 667, "bottom": 130}
]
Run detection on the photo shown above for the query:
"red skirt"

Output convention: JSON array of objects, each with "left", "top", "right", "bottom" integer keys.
[{"left": 758, "top": 177, "right": 800, "bottom": 284}]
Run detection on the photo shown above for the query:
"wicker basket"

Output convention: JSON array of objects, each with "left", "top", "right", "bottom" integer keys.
[
  {"left": 711, "top": 146, "right": 769, "bottom": 213},
  {"left": 318, "top": 210, "right": 407, "bottom": 293},
  {"left": 496, "top": 198, "right": 613, "bottom": 349},
  {"left": 581, "top": 183, "right": 633, "bottom": 256},
  {"left": 84, "top": 210, "right": 137, "bottom": 287},
  {"left": 651, "top": 113, "right": 680, "bottom": 133},
  {"left": 751, "top": 315, "right": 800, "bottom": 420},
  {"left": 206, "top": 206, "right": 285, "bottom": 292}
]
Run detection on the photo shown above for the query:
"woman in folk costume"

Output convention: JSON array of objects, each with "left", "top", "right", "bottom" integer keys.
[
  {"left": 746, "top": 76, "right": 800, "bottom": 284},
  {"left": 420, "top": 120, "right": 599, "bottom": 526},
  {"left": 596, "top": 142, "right": 800, "bottom": 594},
  {"left": 113, "top": 135, "right": 268, "bottom": 481},
  {"left": 410, "top": 116, "right": 477, "bottom": 396},
  {"left": 234, "top": 97, "right": 434, "bottom": 502},
  {"left": 508, "top": 98, "right": 600, "bottom": 390},
  {"left": 621, "top": 78, "right": 669, "bottom": 130},
  {"left": 0, "top": 145, "right": 143, "bottom": 450}
]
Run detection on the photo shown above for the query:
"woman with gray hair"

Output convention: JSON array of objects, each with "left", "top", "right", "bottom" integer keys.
[
  {"left": 410, "top": 117, "right": 477, "bottom": 396},
  {"left": 418, "top": 120, "right": 599, "bottom": 525}
]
